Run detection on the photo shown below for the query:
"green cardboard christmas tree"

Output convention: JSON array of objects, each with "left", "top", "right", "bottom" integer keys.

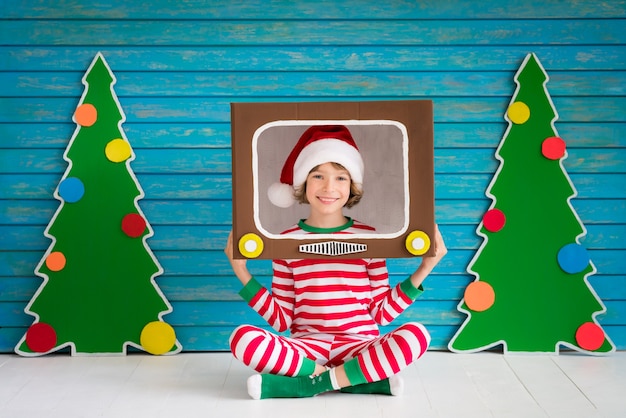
[
  {"left": 15, "top": 53, "right": 181, "bottom": 356},
  {"left": 448, "top": 53, "right": 615, "bottom": 354}
]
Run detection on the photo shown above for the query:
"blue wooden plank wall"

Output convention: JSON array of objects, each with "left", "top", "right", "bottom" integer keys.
[{"left": 1, "top": 0, "right": 625, "bottom": 352}]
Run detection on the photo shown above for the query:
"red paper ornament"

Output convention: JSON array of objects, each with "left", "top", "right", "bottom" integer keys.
[
  {"left": 575, "top": 322, "right": 605, "bottom": 351},
  {"left": 542, "top": 136, "right": 566, "bottom": 160},
  {"left": 25, "top": 322, "right": 57, "bottom": 353},
  {"left": 483, "top": 208, "right": 506, "bottom": 232},
  {"left": 121, "top": 213, "right": 147, "bottom": 238}
]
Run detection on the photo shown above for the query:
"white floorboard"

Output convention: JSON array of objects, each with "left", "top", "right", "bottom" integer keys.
[{"left": 0, "top": 351, "right": 624, "bottom": 418}]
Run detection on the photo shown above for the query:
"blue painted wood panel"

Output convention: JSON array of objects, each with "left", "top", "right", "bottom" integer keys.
[
  {"left": 0, "top": 0, "right": 624, "bottom": 352},
  {"left": 3, "top": 45, "right": 624, "bottom": 71},
  {"left": 2, "top": 19, "right": 625, "bottom": 46},
  {"left": 4, "top": 0, "right": 625, "bottom": 20},
  {"left": 4, "top": 71, "right": 626, "bottom": 98}
]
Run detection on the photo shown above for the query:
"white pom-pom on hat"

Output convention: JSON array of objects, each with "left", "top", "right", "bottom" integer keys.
[
  {"left": 267, "top": 125, "right": 364, "bottom": 207},
  {"left": 267, "top": 182, "right": 297, "bottom": 208}
]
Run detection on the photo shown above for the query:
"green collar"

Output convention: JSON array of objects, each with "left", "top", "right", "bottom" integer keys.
[{"left": 298, "top": 217, "right": 354, "bottom": 233}]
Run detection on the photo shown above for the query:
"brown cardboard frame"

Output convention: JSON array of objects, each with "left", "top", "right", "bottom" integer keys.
[{"left": 231, "top": 100, "right": 434, "bottom": 259}]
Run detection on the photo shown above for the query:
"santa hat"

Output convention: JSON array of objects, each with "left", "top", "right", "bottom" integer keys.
[{"left": 268, "top": 125, "right": 364, "bottom": 208}]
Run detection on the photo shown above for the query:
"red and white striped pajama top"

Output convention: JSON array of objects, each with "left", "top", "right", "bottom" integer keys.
[{"left": 231, "top": 218, "right": 430, "bottom": 379}]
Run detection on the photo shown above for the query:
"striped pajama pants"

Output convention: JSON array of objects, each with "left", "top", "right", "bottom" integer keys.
[{"left": 229, "top": 322, "right": 431, "bottom": 382}]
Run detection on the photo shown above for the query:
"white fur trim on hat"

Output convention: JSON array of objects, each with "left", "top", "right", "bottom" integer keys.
[{"left": 292, "top": 138, "right": 364, "bottom": 189}]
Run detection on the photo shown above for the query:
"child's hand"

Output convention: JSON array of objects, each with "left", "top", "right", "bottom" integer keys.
[
  {"left": 225, "top": 231, "right": 252, "bottom": 285},
  {"left": 420, "top": 225, "right": 447, "bottom": 270},
  {"left": 409, "top": 225, "right": 447, "bottom": 288}
]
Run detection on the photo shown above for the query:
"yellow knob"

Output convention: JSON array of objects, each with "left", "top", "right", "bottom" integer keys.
[
  {"left": 238, "top": 233, "right": 264, "bottom": 258},
  {"left": 405, "top": 230, "right": 431, "bottom": 256}
]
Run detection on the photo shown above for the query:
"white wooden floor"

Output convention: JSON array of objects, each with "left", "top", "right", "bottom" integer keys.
[{"left": 0, "top": 351, "right": 624, "bottom": 418}]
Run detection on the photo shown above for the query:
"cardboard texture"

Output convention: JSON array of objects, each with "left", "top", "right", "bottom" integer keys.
[{"left": 231, "top": 100, "right": 435, "bottom": 259}]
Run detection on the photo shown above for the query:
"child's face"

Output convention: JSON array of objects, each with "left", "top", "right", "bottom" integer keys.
[{"left": 305, "top": 162, "right": 352, "bottom": 216}]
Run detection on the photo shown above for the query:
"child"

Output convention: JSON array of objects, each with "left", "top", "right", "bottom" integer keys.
[{"left": 225, "top": 125, "right": 447, "bottom": 399}]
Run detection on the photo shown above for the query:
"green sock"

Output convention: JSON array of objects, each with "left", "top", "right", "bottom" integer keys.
[
  {"left": 339, "top": 358, "right": 403, "bottom": 396},
  {"left": 342, "top": 357, "right": 368, "bottom": 386},
  {"left": 248, "top": 370, "right": 339, "bottom": 399},
  {"left": 340, "top": 378, "right": 392, "bottom": 395},
  {"left": 296, "top": 357, "right": 317, "bottom": 377}
]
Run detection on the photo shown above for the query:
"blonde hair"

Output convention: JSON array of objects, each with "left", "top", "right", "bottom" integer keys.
[{"left": 293, "top": 162, "right": 363, "bottom": 208}]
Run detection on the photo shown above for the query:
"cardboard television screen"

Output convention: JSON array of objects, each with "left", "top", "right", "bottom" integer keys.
[{"left": 231, "top": 100, "right": 434, "bottom": 259}]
